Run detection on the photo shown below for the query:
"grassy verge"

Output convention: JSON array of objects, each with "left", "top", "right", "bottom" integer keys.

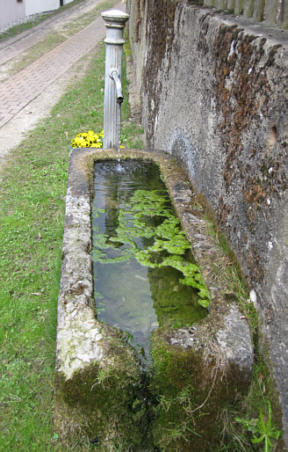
[
  {"left": 0, "top": 41, "right": 142, "bottom": 451},
  {"left": 0, "top": 0, "right": 85, "bottom": 43},
  {"left": 205, "top": 222, "right": 284, "bottom": 451},
  {"left": 8, "top": 0, "right": 118, "bottom": 77}
]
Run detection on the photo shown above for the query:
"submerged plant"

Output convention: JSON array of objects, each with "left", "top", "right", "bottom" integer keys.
[
  {"left": 92, "top": 189, "right": 210, "bottom": 308},
  {"left": 235, "top": 401, "right": 282, "bottom": 452}
]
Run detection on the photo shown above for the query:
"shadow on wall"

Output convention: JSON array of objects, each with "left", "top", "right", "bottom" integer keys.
[{"left": 170, "top": 130, "right": 198, "bottom": 179}]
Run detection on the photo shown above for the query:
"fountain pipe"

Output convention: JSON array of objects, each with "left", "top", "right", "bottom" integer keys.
[
  {"left": 101, "top": 9, "right": 129, "bottom": 150},
  {"left": 110, "top": 68, "right": 123, "bottom": 104}
]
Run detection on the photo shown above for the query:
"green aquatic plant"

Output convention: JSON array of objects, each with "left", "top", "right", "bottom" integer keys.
[
  {"left": 92, "top": 189, "right": 210, "bottom": 308},
  {"left": 235, "top": 401, "right": 282, "bottom": 452}
]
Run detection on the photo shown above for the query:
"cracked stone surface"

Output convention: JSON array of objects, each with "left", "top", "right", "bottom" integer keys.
[{"left": 55, "top": 147, "right": 253, "bottom": 416}]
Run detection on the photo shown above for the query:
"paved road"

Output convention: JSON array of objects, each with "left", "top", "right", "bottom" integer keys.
[
  {"left": 0, "top": 0, "right": 122, "bottom": 129},
  {"left": 0, "top": 0, "right": 100, "bottom": 66}
]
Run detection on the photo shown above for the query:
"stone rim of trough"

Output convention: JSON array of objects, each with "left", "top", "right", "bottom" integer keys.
[{"left": 55, "top": 147, "right": 254, "bottom": 423}]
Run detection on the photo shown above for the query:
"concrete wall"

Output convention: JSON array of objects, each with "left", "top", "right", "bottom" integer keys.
[
  {"left": 0, "top": 0, "right": 25, "bottom": 30},
  {"left": 0, "top": 0, "right": 69, "bottom": 32},
  {"left": 25, "top": 0, "right": 59, "bottom": 16},
  {"left": 127, "top": 0, "right": 288, "bottom": 444}
]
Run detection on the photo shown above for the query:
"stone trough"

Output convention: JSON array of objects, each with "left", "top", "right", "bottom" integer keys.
[{"left": 54, "top": 147, "right": 254, "bottom": 450}]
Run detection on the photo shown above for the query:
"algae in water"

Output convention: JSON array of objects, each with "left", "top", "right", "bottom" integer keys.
[{"left": 91, "top": 160, "right": 208, "bottom": 366}]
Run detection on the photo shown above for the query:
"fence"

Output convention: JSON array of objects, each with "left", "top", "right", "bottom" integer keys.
[{"left": 202, "top": 0, "right": 288, "bottom": 28}]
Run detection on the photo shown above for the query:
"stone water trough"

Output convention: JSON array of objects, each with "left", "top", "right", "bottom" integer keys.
[{"left": 54, "top": 147, "right": 254, "bottom": 450}]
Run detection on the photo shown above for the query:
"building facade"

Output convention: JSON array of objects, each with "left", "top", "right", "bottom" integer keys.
[{"left": 0, "top": 0, "right": 74, "bottom": 32}]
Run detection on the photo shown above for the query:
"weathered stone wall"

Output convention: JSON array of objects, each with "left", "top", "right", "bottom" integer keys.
[{"left": 127, "top": 0, "right": 288, "bottom": 444}]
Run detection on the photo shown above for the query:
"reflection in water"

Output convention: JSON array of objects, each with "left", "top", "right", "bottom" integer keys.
[{"left": 92, "top": 160, "right": 206, "bottom": 368}]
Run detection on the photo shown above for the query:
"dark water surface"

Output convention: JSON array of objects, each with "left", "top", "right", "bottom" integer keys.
[{"left": 92, "top": 160, "right": 206, "bottom": 367}]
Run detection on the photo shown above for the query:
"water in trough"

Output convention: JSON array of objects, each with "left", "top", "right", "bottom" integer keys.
[{"left": 92, "top": 159, "right": 207, "bottom": 369}]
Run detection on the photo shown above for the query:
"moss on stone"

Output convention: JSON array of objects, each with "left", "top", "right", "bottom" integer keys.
[
  {"left": 57, "top": 148, "right": 254, "bottom": 449},
  {"left": 54, "top": 325, "right": 147, "bottom": 448},
  {"left": 149, "top": 330, "right": 250, "bottom": 450}
]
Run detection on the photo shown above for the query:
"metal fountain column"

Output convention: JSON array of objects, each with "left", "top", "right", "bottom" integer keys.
[{"left": 101, "top": 9, "right": 129, "bottom": 150}]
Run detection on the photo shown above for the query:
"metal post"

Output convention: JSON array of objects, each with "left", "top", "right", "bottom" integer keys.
[{"left": 102, "top": 9, "right": 129, "bottom": 150}]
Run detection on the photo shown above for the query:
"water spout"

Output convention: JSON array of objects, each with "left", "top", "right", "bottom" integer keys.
[
  {"left": 101, "top": 9, "right": 129, "bottom": 150},
  {"left": 110, "top": 69, "right": 124, "bottom": 105}
]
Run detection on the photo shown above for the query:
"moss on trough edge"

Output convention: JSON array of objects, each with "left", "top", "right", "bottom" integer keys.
[
  {"left": 54, "top": 321, "right": 144, "bottom": 449},
  {"left": 54, "top": 148, "right": 254, "bottom": 449}
]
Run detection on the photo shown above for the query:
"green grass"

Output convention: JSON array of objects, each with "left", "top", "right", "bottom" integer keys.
[
  {"left": 0, "top": 23, "right": 282, "bottom": 451},
  {"left": 204, "top": 221, "right": 283, "bottom": 451},
  {"left": 0, "top": 41, "right": 143, "bottom": 451},
  {"left": 62, "top": 0, "right": 117, "bottom": 35},
  {"left": 0, "top": 15, "right": 55, "bottom": 42},
  {"left": 218, "top": 358, "right": 283, "bottom": 451}
]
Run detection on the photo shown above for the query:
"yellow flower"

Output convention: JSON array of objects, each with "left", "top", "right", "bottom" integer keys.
[{"left": 72, "top": 130, "right": 104, "bottom": 148}]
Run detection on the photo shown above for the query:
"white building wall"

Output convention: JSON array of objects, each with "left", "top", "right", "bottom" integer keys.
[
  {"left": 0, "top": 0, "right": 26, "bottom": 30},
  {"left": 0, "top": 0, "right": 75, "bottom": 32},
  {"left": 25, "top": 0, "right": 59, "bottom": 16}
]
